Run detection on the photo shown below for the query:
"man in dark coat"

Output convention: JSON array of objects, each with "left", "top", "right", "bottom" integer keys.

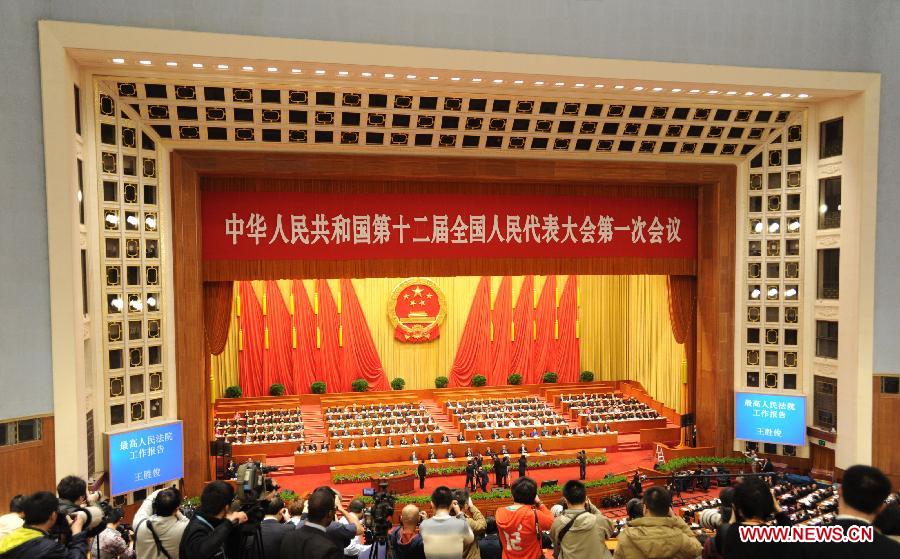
[
  {"left": 518, "top": 454, "right": 527, "bottom": 479},
  {"left": 500, "top": 455, "right": 511, "bottom": 488},
  {"left": 257, "top": 497, "right": 294, "bottom": 559},
  {"left": 179, "top": 480, "right": 249, "bottom": 559},
  {"left": 0, "top": 491, "right": 89, "bottom": 559},
  {"left": 417, "top": 460, "right": 428, "bottom": 490},
  {"left": 492, "top": 454, "right": 503, "bottom": 488},
  {"left": 465, "top": 459, "right": 476, "bottom": 492},
  {"left": 280, "top": 487, "right": 344, "bottom": 559},
  {"left": 577, "top": 450, "right": 587, "bottom": 481}
]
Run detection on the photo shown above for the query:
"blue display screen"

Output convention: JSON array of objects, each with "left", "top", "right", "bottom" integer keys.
[
  {"left": 108, "top": 422, "right": 184, "bottom": 496},
  {"left": 734, "top": 392, "right": 807, "bottom": 446}
]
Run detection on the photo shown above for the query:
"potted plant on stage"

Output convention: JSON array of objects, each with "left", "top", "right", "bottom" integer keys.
[
  {"left": 390, "top": 377, "right": 406, "bottom": 391},
  {"left": 435, "top": 376, "right": 449, "bottom": 389},
  {"left": 507, "top": 373, "right": 522, "bottom": 385},
  {"left": 472, "top": 375, "right": 487, "bottom": 387},
  {"left": 269, "top": 383, "right": 286, "bottom": 396},
  {"left": 224, "top": 385, "right": 242, "bottom": 398},
  {"left": 542, "top": 371, "right": 559, "bottom": 384},
  {"left": 311, "top": 381, "right": 327, "bottom": 394},
  {"left": 579, "top": 370, "right": 595, "bottom": 382},
  {"left": 351, "top": 378, "right": 370, "bottom": 392}
]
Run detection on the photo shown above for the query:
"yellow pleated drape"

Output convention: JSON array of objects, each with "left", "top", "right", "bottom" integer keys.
[
  {"left": 578, "top": 275, "right": 685, "bottom": 412},
  {"left": 210, "top": 282, "right": 241, "bottom": 401}
]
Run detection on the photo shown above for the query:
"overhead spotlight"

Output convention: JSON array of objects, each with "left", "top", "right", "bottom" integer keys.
[
  {"left": 513, "top": 80, "right": 524, "bottom": 84},
  {"left": 110, "top": 297, "right": 124, "bottom": 311},
  {"left": 750, "top": 288, "right": 761, "bottom": 299},
  {"left": 632, "top": 86, "right": 644, "bottom": 91},
  {"left": 112, "top": 58, "right": 125, "bottom": 64},
  {"left": 192, "top": 63, "right": 204, "bottom": 68},
  {"left": 242, "top": 65, "right": 254, "bottom": 71},
  {"left": 614, "top": 85, "right": 625, "bottom": 89},
  {"left": 819, "top": 204, "right": 828, "bottom": 214},
  {"left": 554, "top": 82, "right": 565, "bottom": 86},
  {"left": 315, "top": 69, "right": 326, "bottom": 75},
  {"left": 429, "top": 76, "right": 439, "bottom": 80},
  {"left": 105, "top": 213, "right": 119, "bottom": 226},
  {"left": 165, "top": 61, "right": 178, "bottom": 67},
  {"left": 689, "top": 89, "right": 701, "bottom": 93},
  {"left": 784, "top": 288, "right": 797, "bottom": 298},
  {"left": 574, "top": 83, "right": 585, "bottom": 88},
  {"left": 745, "top": 91, "right": 755, "bottom": 96},
  {"left": 267, "top": 67, "right": 278, "bottom": 72},
  {"left": 768, "top": 221, "right": 780, "bottom": 233},
  {"left": 797, "top": 93, "right": 809, "bottom": 99},
  {"left": 146, "top": 296, "right": 158, "bottom": 308},
  {"left": 726, "top": 91, "right": 738, "bottom": 95},
  {"left": 450, "top": 76, "right": 461, "bottom": 81},
  {"left": 787, "top": 220, "right": 800, "bottom": 232},
  {"left": 126, "top": 214, "right": 140, "bottom": 228},
  {"left": 360, "top": 72, "right": 372, "bottom": 77},
  {"left": 471, "top": 77, "right": 482, "bottom": 82},
  {"left": 291, "top": 68, "right": 302, "bottom": 74},
  {"left": 384, "top": 73, "right": 395, "bottom": 78},
  {"left": 671, "top": 88, "right": 682, "bottom": 93},
  {"left": 762, "top": 92, "right": 773, "bottom": 97},
  {"left": 139, "top": 60, "right": 152, "bottom": 66},
  {"left": 217, "top": 64, "right": 229, "bottom": 70},
  {"left": 493, "top": 79, "right": 503, "bottom": 84},
  {"left": 779, "top": 93, "right": 791, "bottom": 98},
  {"left": 767, "top": 287, "right": 779, "bottom": 298},
  {"left": 754, "top": 222, "right": 764, "bottom": 233},
  {"left": 130, "top": 298, "right": 143, "bottom": 312},
  {"left": 406, "top": 74, "right": 417, "bottom": 79},
  {"left": 145, "top": 215, "right": 157, "bottom": 230},
  {"left": 651, "top": 87, "right": 663, "bottom": 92},
  {"left": 338, "top": 70, "right": 349, "bottom": 76},
  {"left": 594, "top": 84, "right": 604, "bottom": 88},
  {"left": 534, "top": 81, "right": 545, "bottom": 85},
  {"left": 708, "top": 90, "right": 719, "bottom": 94}
]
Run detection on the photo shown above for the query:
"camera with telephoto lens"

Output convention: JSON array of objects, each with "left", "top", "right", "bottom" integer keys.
[
  {"left": 364, "top": 481, "right": 396, "bottom": 544},
  {"left": 52, "top": 493, "right": 125, "bottom": 543},
  {"left": 235, "top": 461, "right": 280, "bottom": 527}
]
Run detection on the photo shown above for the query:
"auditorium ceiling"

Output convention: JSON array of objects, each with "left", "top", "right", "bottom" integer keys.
[{"left": 69, "top": 48, "right": 834, "bottom": 161}]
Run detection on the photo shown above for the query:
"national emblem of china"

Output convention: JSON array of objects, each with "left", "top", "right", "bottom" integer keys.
[{"left": 389, "top": 278, "right": 447, "bottom": 343}]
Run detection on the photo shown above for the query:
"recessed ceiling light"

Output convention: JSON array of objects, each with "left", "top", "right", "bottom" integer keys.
[
  {"left": 726, "top": 91, "right": 738, "bottom": 95},
  {"left": 291, "top": 68, "right": 302, "bottom": 74},
  {"left": 165, "top": 61, "right": 177, "bottom": 67},
  {"left": 779, "top": 93, "right": 791, "bottom": 98},
  {"left": 337, "top": 71, "right": 349, "bottom": 76},
  {"left": 429, "top": 76, "right": 439, "bottom": 80},
  {"left": 594, "top": 84, "right": 604, "bottom": 88},
  {"left": 472, "top": 77, "right": 482, "bottom": 82},
  {"left": 493, "top": 79, "right": 503, "bottom": 84},
  {"left": 614, "top": 85, "right": 625, "bottom": 89},
  {"left": 707, "top": 90, "right": 719, "bottom": 94},
  {"left": 554, "top": 82, "right": 565, "bottom": 86},
  {"left": 689, "top": 89, "right": 701, "bottom": 93},
  {"left": 138, "top": 60, "right": 152, "bottom": 66},
  {"left": 384, "top": 73, "right": 395, "bottom": 78},
  {"left": 652, "top": 87, "right": 663, "bottom": 92},
  {"left": 513, "top": 80, "right": 524, "bottom": 85},
  {"left": 315, "top": 69, "right": 326, "bottom": 75},
  {"left": 450, "top": 76, "right": 461, "bottom": 81},
  {"left": 267, "top": 67, "right": 278, "bottom": 72},
  {"left": 360, "top": 72, "right": 372, "bottom": 77},
  {"left": 671, "top": 88, "right": 682, "bottom": 93},
  {"left": 797, "top": 93, "right": 809, "bottom": 99},
  {"left": 633, "top": 86, "right": 644, "bottom": 91},
  {"left": 112, "top": 58, "right": 125, "bottom": 64},
  {"left": 574, "top": 83, "right": 585, "bottom": 88},
  {"left": 192, "top": 63, "right": 204, "bottom": 69},
  {"left": 762, "top": 92, "right": 773, "bottom": 97},
  {"left": 744, "top": 91, "right": 755, "bottom": 96},
  {"left": 534, "top": 81, "right": 545, "bottom": 85},
  {"left": 217, "top": 64, "right": 229, "bottom": 70},
  {"left": 406, "top": 74, "right": 417, "bottom": 79}
]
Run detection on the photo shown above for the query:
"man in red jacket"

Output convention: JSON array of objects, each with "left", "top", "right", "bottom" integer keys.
[{"left": 495, "top": 477, "right": 553, "bottom": 559}]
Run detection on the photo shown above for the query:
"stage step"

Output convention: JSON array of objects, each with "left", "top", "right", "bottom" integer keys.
[
  {"left": 617, "top": 441, "right": 643, "bottom": 451},
  {"left": 300, "top": 404, "right": 328, "bottom": 444},
  {"left": 419, "top": 399, "right": 460, "bottom": 437}
]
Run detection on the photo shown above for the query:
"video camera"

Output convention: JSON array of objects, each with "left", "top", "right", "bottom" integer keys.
[
  {"left": 363, "top": 481, "right": 396, "bottom": 545},
  {"left": 234, "top": 461, "right": 280, "bottom": 527}
]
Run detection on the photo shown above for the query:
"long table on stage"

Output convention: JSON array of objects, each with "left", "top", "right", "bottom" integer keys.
[
  {"left": 293, "top": 433, "right": 618, "bottom": 471},
  {"left": 371, "top": 473, "right": 416, "bottom": 495},
  {"left": 459, "top": 426, "right": 572, "bottom": 440},
  {"left": 581, "top": 417, "right": 667, "bottom": 433}
]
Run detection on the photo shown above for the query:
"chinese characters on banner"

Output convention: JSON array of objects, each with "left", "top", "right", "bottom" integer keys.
[
  {"left": 200, "top": 192, "right": 697, "bottom": 261},
  {"left": 108, "top": 422, "right": 184, "bottom": 496},
  {"left": 734, "top": 392, "right": 807, "bottom": 447}
]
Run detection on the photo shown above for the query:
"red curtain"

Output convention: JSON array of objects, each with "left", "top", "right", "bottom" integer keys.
[
  {"left": 340, "top": 278, "right": 388, "bottom": 391},
  {"left": 529, "top": 276, "right": 557, "bottom": 383},
  {"left": 291, "top": 280, "right": 319, "bottom": 394},
  {"left": 553, "top": 276, "right": 580, "bottom": 382},
  {"left": 509, "top": 275, "right": 535, "bottom": 382},
  {"left": 204, "top": 281, "right": 233, "bottom": 356},
  {"left": 667, "top": 275, "right": 696, "bottom": 344},
  {"left": 237, "top": 281, "right": 265, "bottom": 396},
  {"left": 316, "top": 279, "right": 345, "bottom": 393},
  {"left": 448, "top": 276, "right": 492, "bottom": 387},
  {"left": 489, "top": 276, "right": 513, "bottom": 385},
  {"left": 263, "top": 281, "right": 295, "bottom": 394}
]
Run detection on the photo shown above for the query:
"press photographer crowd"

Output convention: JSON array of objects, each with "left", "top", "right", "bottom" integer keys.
[{"left": 0, "top": 462, "right": 898, "bottom": 559}]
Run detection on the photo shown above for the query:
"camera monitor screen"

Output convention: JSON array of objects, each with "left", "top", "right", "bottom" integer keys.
[
  {"left": 734, "top": 392, "right": 806, "bottom": 447},
  {"left": 362, "top": 488, "right": 375, "bottom": 496},
  {"left": 108, "top": 421, "right": 184, "bottom": 496}
]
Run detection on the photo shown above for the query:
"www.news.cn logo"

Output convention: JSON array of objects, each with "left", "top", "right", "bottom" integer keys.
[{"left": 739, "top": 525, "right": 874, "bottom": 543}]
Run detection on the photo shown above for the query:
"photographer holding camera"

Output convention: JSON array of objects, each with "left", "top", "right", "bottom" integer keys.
[
  {"left": 133, "top": 487, "right": 188, "bottom": 559},
  {"left": 95, "top": 509, "right": 134, "bottom": 559},
  {"left": 388, "top": 505, "right": 426, "bottom": 559},
  {"left": 179, "top": 481, "right": 248, "bottom": 559},
  {"left": 0, "top": 491, "right": 89, "bottom": 558},
  {"left": 419, "top": 486, "right": 473, "bottom": 559}
]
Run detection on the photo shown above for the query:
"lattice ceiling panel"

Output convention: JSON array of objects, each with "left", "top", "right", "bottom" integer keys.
[{"left": 99, "top": 77, "right": 796, "bottom": 159}]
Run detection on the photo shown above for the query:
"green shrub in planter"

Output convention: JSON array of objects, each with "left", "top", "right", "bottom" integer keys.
[
  {"left": 224, "top": 385, "right": 242, "bottom": 398},
  {"left": 351, "top": 378, "right": 369, "bottom": 392},
  {"left": 390, "top": 378, "right": 406, "bottom": 391},
  {"left": 435, "top": 376, "right": 449, "bottom": 389},
  {"left": 507, "top": 373, "right": 522, "bottom": 385},
  {"left": 579, "top": 370, "right": 595, "bottom": 382},
  {"left": 472, "top": 375, "right": 487, "bottom": 387},
  {"left": 268, "top": 383, "right": 286, "bottom": 396},
  {"left": 311, "top": 381, "right": 326, "bottom": 394},
  {"left": 542, "top": 371, "right": 559, "bottom": 383}
]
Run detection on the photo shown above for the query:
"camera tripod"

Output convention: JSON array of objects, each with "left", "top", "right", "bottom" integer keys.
[
  {"left": 237, "top": 521, "right": 266, "bottom": 559},
  {"left": 369, "top": 532, "right": 395, "bottom": 559}
]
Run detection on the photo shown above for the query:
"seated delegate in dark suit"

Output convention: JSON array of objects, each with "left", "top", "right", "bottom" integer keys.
[
  {"left": 801, "top": 465, "right": 900, "bottom": 559},
  {"left": 280, "top": 487, "right": 344, "bottom": 559}
]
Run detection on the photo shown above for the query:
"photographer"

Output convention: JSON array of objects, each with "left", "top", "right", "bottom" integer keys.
[
  {"left": 495, "top": 477, "right": 553, "bottom": 559},
  {"left": 549, "top": 480, "right": 613, "bottom": 559},
  {"left": 419, "top": 486, "right": 473, "bottom": 559},
  {"left": 0, "top": 491, "right": 88, "bottom": 558},
  {"left": 388, "top": 505, "right": 425, "bottom": 559},
  {"left": 258, "top": 497, "right": 293, "bottom": 559},
  {"left": 337, "top": 500, "right": 369, "bottom": 559},
  {"left": 178, "top": 481, "right": 248, "bottom": 559},
  {"left": 95, "top": 509, "right": 134, "bottom": 559},
  {"left": 450, "top": 490, "right": 485, "bottom": 559},
  {"left": 280, "top": 487, "right": 343, "bottom": 559},
  {"left": 133, "top": 488, "right": 188, "bottom": 559}
]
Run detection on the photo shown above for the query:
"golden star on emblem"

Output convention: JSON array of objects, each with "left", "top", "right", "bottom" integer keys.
[
  {"left": 412, "top": 286, "right": 424, "bottom": 297},
  {"left": 426, "top": 293, "right": 433, "bottom": 298}
]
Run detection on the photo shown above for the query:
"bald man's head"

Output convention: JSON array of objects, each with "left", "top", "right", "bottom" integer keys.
[{"left": 400, "top": 504, "right": 421, "bottom": 528}]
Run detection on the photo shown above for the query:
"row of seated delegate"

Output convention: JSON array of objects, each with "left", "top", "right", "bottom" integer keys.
[
  {"left": 213, "top": 408, "right": 305, "bottom": 444},
  {"left": 323, "top": 402, "right": 443, "bottom": 441},
  {"left": 324, "top": 402, "right": 428, "bottom": 420},
  {"left": 565, "top": 394, "right": 662, "bottom": 423},
  {"left": 467, "top": 424, "right": 614, "bottom": 442},
  {"left": 446, "top": 395, "right": 571, "bottom": 430},
  {"left": 327, "top": 416, "right": 440, "bottom": 438}
]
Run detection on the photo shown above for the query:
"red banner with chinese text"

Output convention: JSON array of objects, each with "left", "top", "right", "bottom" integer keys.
[{"left": 201, "top": 192, "right": 697, "bottom": 261}]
